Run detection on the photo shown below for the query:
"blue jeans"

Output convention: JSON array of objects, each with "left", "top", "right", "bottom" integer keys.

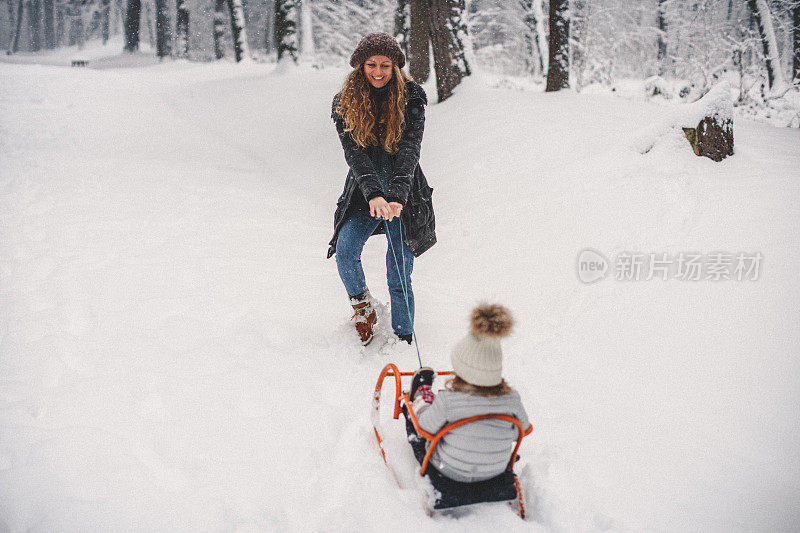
[{"left": 335, "top": 207, "right": 414, "bottom": 336}]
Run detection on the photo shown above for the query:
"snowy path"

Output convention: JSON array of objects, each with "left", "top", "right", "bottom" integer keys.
[{"left": 1, "top": 61, "right": 799, "bottom": 532}]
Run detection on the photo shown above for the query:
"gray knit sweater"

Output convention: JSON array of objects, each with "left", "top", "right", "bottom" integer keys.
[{"left": 416, "top": 389, "right": 531, "bottom": 483}]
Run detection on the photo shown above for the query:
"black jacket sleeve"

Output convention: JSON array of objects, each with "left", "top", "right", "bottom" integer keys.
[
  {"left": 386, "top": 97, "right": 426, "bottom": 206},
  {"left": 332, "top": 94, "right": 385, "bottom": 203}
]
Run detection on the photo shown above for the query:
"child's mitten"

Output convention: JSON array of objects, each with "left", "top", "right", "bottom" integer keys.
[{"left": 413, "top": 384, "right": 434, "bottom": 404}]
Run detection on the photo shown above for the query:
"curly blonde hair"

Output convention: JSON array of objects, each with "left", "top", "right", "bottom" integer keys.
[{"left": 335, "top": 63, "right": 413, "bottom": 154}]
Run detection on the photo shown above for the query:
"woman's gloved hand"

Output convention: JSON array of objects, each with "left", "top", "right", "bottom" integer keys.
[{"left": 369, "top": 196, "right": 403, "bottom": 221}]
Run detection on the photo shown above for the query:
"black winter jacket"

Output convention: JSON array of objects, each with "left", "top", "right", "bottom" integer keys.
[{"left": 328, "top": 80, "right": 436, "bottom": 259}]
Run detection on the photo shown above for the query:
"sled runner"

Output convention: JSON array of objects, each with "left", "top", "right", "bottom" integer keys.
[{"left": 372, "top": 363, "right": 532, "bottom": 518}]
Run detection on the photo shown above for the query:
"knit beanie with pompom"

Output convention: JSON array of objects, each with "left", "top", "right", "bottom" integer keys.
[
  {"left": 450, "top": 304, "right": 514, "bottom": 387},
  {"left": 349, "top": 33, "right": 406, "bottom": 69}
]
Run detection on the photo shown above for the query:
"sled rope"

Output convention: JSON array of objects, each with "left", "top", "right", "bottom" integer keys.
[{"left": 386, "top": 217, "right": 422, "bottom": 368}]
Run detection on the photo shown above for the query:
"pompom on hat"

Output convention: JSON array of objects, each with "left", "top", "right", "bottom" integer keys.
[
  {"left": 450, "top": 304, "right": 514, "bottom": 387},
  {"left": 350, "top": 32, "right": 406, "bottom": 69}
]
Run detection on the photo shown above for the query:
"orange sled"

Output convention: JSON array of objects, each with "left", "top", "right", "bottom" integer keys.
[{"left": 372, "top": 363, "right": 533, "bottom": 517}]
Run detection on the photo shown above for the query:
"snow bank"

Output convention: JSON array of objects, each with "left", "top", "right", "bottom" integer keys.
[{"left": 633, "top": 81, "right": 733, "bottom": 154}]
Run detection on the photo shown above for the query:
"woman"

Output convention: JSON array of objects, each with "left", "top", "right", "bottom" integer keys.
[{"left": 329, "top": 33, "right": 436, "bottom": 346}]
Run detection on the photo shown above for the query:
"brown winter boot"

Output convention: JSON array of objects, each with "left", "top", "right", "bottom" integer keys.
[{"left": 351, "top": 300, "right": 377, "bottom": 346}]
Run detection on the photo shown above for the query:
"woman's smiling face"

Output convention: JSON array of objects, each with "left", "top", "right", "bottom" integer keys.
[{"left": 364, "top": 55, "right": 393, "bottom": 88}]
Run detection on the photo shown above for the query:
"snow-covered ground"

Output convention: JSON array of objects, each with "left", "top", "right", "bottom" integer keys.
[{"left": 1, "top": 50, "right": 799, "bottom": 532}]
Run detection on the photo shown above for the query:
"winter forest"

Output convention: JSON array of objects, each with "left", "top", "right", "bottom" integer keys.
[
  {"left": 2, "top": 0, "right": 800, "bottom": 121},
  {"left": 1, "top": 0, "right": 800, "bottom": 529}
]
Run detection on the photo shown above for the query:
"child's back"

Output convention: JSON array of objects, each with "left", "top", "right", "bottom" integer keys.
[{"left": 417, "top": 388, "right": 530, "bottom": 483}]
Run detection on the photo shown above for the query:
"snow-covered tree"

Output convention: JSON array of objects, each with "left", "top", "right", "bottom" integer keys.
[
  {"left": 298, "top": 0, "right": 313, "bottom": 58},
  {"left": 154, "top": 0, "right": 171, "bottom": 58},
  {"left": 123, "top": 0, "right": 141, "bottom": 51},
  {"left": 228, "top": 0, "right": 250, "bottom": 61},
  {"left": 520, "top": 0, "right": 544, "bottom": 76},
  {"left": 175, "top": 0, "right": 189, "bottom": 58},
  {"left": 43, "top": 0, "right": 55, "bottom": 48},
  {"left": 571, "top": 0, "right": 589, "bottom": 91},
  {"left": 747, "top": 0, "right": 788, "bottom": 91},
  {"left": 427, "top": 0, "right": 470, "bottom": 101},
  {"left": 546, "top": 0, "right": 569, "bottom": 91},
  {"left": 794, "top": 0, "right": 799, "bottom": 82},
  {"left": 213, "top": 0, "right": 226, "bottom": 59},
  {"left": 274, "top": 0, "right": 297, "bottom": 62},
  {"left": 394, "top": 0, "right": 410, "bottom": 57},
  {"left": 657, "top": 0, "right": 668, "bottom": 75}
]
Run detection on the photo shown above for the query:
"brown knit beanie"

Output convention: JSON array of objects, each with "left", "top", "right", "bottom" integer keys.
[{"left": 349, "top": 33, "right": 406, "bottom": 69}]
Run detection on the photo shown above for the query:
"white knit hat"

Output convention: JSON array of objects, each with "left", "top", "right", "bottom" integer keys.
[{"left": 450, "top": 304, "right": 514, "bottom": 387}]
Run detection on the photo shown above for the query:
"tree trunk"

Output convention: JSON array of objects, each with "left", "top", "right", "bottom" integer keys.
[
  {"left": 154, "top": 0, "right": 170, "bottom": 57},
  {"left": 298, "top": 0, "right": 313, "bottom": 58},
  {"left": 175, "top": 0, "right": 189, "bottom": 57},
  {"left": 793, "top": 1, "right": 799, "bottom": 83},
  {"left": 545, "top": 0, "right": 569, "bottom": 91},
  {"left": 264, "top": 0, "right": 275, "bottom": 54},
  {"left": 682, "top": 116, "right": 734, "bottom": 162},
  {"left": 409, "top": 0, "right": 430, "bottom": 81},
  {"left": 394, "top": 0, "right": 410, "bottom": 58},
  {"left": 100, "top": 0, "right": 110, "bottom": 44},
  {"left": 746, "top": 0, "right": 786, "bottom": 91},
  {"left": 571, "top": 0, "right": 587, "bottom": 91},
  {"left": 227, "top": 0, "right": 250, "bottom": 61},
  {"left": 213, "top": 0, "right": 226, "bottom": 59},
  {"left": 29, "top": 0, "right": 41, "bottom": 51},
  {"left": 43, "top": 0, "right": 54, "bottom": 48},
  {"left": 533, "top": 0, "right": 547, "bottom": 74},
  {"left": 521, "top": 0, "right": 543, "bottom": 76},
  {"left": 275, "top": 0, "right": 298, "bottom": 62},
  {"left": 72, "top": 4, "right": 84, "bottom": 49},
  {"left": 123, "top": 0, "right": 140, "bottom": 51},
  {"left": 427, "top": 0, "right": 470, "bottom": 102},
  {"left": 656, "top": 0, "right": 667, "bottom": 75},
  {"left": 10, "top": 0, "right": 24, "bottom": 53},
  {"left": 144, "top": 1, "right": 155, "bottom": 48},
  {"left": 55, "top": 2, "right": 64, "bottom": 46}
]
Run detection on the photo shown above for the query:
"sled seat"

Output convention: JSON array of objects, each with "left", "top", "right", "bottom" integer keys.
[
  {"left": 372, "top": 364, "right": 532, "bottom": 517},
  {"left": 419, "top": 455, "right": 520, "bottom": 509}
]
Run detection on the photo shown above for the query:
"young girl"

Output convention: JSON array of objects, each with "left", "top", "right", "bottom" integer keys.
[{"left": 406, "top": 304, "right": 531, "bottom": 484}]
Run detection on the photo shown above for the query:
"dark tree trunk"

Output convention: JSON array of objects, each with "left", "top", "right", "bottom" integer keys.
[
  {"left": 10, "top": 0, "right": 24, "bottom": 53},
  {"left": 546, "top": 0, "right": 569, "bottom": 91},
  {"left": 213, "top": 0, "right": 226, "bottom": 59},
  {"left": 409, "top": 0, "right": 430, "bottom": 81},
  {"left": 794, "top": 1, "right": 799, "bottom": 82},
  {"left": 29, "top": 0, "right": 41, "bottom": 51},
  {"left": 275, "top": 0, "right": 297, "bottom": 62},
  {"left": 175, "top": 0, "right": 189, "bottom": 57},
  {"left": 656, "top": 0, "right": 667, "bottom": 75},
  {"left": 427, "top": 0, "right": 470, "bottom": 102},
  {"left": 227, "top": 0, "right": 249, "bottom": 61},
  {"left": 746, "top": 0, "right": 784, "bottom": 90},
  {"left": 6, "top": 0, "right": 16, "bottom": 50},
  {"left": 124, "top": 0, "right": 140, "bottom": 51},
  {"left": 43, "top": 0, "right": 54, "bottom": 48},
  {"left": 101, "top": 0, "right": 110, "bottom": 44},
  {"left": 154, "top": 0, "right": 170, "bottom": 57},
  {"left": 394, "top": 0, "right": 409, "bottom": 58}
]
